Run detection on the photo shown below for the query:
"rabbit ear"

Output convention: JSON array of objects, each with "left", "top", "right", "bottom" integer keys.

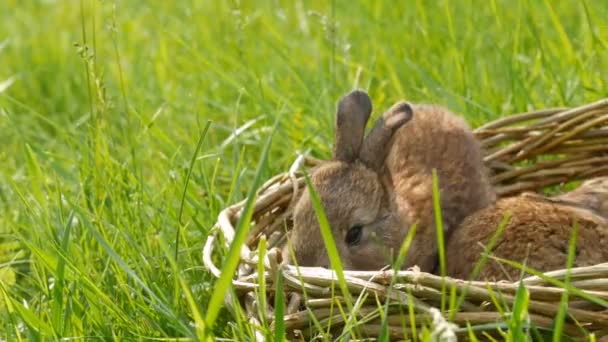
[
  {"left": 333, "top": 89, "right": 373, "bottom": 163},
  {"left": 360, "top": 101, "right": 413, "bottom": 170}
]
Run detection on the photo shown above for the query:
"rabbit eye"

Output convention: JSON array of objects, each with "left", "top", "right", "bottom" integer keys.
[{"left": 345, "top": 225, "right": 363, "bottom": 246}]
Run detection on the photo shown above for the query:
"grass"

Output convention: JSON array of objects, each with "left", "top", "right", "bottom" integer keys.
[{"left": 0, "top": 0, "right": 607, "bottom": 340}]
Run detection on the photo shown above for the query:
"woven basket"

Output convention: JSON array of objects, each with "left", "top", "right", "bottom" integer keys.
[{"left": 203, "top": 99, "right": 608, "bottom": 340}]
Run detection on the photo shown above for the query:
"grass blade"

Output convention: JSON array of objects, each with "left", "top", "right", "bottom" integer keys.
[
  {"left": 303, "top": 175, "right": 353, "bottom": 313},
  {"left": 274, "top": 271, "right": 285, "bottom": 342},
  {"left": 543, "top": 0, "right": 574, "bottom": 61},
  {"left": 431, "top": 169, "right": 447, "bottom": 312},
  {"left": 158, "top": 236, "right": 206, "bottom": 339},
  {"left": 51, "top": 208, "right": 75, "bottom": 336},
  {"left": 175, "top": 120, "right": 212, "bottom": 261},
  {"left": 204, "top": 114, "right": 280, "bottom": 334},
  {"left": 256, "top": 235, "right": 268, "bottom": 335},
  {"left": 508, "top": 281, "right": 530, "bottom": 341},
  {"left": 552, "top": 219, "right": 578, "bottom": 341},
  {"left": 1, "top": 284, "right": 55, "bottom": 338}
]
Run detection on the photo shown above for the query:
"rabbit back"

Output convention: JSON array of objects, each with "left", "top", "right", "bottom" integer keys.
[
  {"left": 382, "top": 104, "right": 496, "bottom": 271},
  {"left": 446, "top": 195, "right": 608, "bottom": 281}
]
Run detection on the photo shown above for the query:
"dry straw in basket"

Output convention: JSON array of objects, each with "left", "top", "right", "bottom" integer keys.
[{"left": 203, "top": 99, "right": 608, "bottom": 340}]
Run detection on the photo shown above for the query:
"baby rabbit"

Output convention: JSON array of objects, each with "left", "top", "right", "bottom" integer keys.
[
  {"left": 552, "top": 177, "right": 608, "bottom": 219},
  {"left": 283, "top": 90, "right": 495, "bottom": 272},
  {"left": 446, "top": 177, "right": 608, "bottom": 281}
]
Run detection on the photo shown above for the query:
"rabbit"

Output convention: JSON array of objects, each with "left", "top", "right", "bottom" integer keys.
[
  {"left": 282, "top": 89, "right": 496, "bottom": 272},
  {"left": 551, "top": 177, "right": 608, "bottom": 219},
  {"left": 445, "top": 177, "right": 608, "bottom": 281}
]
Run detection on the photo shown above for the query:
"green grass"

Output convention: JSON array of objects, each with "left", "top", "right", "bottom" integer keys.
[{"left": 0, "top": 0, "right": 607, "bottom": 340}]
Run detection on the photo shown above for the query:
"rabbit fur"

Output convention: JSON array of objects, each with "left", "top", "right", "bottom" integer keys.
[
  {"left": 283, "top": 89, "right": 496, "bottom": 272},
  {"left": 446, "top": 177, "right": 608, "bottom": 281}
]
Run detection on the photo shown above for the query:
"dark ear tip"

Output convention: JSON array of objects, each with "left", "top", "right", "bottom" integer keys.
[
  {"left": 338, "top": 89, "right": 372, "bottom": 116},
  {"left": 383, "top": 101, "right": 413, "bottom": 130}
]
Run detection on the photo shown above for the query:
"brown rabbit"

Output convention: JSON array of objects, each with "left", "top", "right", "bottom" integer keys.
[
  {"left": 445, "top": 177, "right": 608, "bottom": 281},
  {"left": 552, "top": 177, "right": 608, "bottom": 219},
  {"left": 282, "top": 89, "right": 496, "bottom": 272}
]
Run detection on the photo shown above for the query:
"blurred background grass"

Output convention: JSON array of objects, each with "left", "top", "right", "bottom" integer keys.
[{"left": 0, "top": 0, "right": 606, "bottom": 339}]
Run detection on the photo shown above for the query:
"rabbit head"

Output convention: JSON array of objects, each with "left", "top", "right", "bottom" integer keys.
[
  {"left": 282, "top": 90, "right": 413, "bottom": 270},
  {"left": 554, "top": 177, "right": 608, "bottom": 219}
]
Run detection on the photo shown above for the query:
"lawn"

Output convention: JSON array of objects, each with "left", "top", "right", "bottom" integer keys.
[{"left": 0, "top": 0, "right": 607, "bottom": 340}]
